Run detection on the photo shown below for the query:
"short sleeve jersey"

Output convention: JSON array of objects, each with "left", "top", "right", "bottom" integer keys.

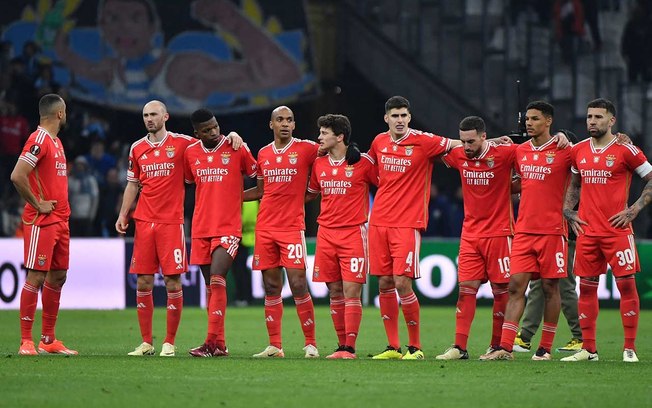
[
  {"left": 18, "top": 127, "right": 70, "bottom": 226},
  {"left": 514, "top": 137, "right": 572, "bottom": 235},
  {"left": 184, "top": 138, "right": 257, "bottom": 238},
  {"left": 127, "top": 132, "right": 195, "bottom": 224},
  {"left": 256, "top": 138, "right": 319, "bottom": 231},
  {"left": 308, "top": 153, "right": 378, "bottom": 228},
  {"left": 442, "top": 142, "right": 516, "bottom": 238},
  {"left": 571, "top": 137, "right": 651, "bottom": 236},
  {"left": 368, "top": 129, "right": 452, "bottom": 229}
]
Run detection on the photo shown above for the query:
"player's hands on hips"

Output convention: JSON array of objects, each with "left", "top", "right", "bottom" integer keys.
[
  {"left": 615, "top": 132, "right": 632, "bottom": 145},
  {"left": 115, "top": 214, "right": 129, "bottom": 235},
  {"left": 563, "top": 208, "right": 588, "bottom": 235},
  {"left": 554, "top": 131, "right": 571, "bottom": 148},
  {"left": 36, "top": 199, "right": 57, "bottom": 214},
  {"left": 609, "top": 206, "right": 640, "bottom": 229},
  {"left": 226, "top": 132, "right": 243, "bottom": 150}
]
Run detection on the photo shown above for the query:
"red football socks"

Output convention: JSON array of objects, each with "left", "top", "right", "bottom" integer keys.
[
  {"left": 294, "top": 294, "right": 316, "bottom": 347},
  {"left": 329, "top": 296, "right": 345, "bottom": 346},
  {"left": 400, "top": 292, "right": 421, "bottom": 350},
  {"left": 499, "top": 320, "right": 519, "bottom": 352},
  {"left": 207, "top": 275, "right": 227, "bottom": 347},
  {"left": 164, "top": 289, "right": 183, "bottom": 345},
  {"left": 264, "top": 295, "right": 283, "bottom": 348},
  {"left": 455, "top": 286, "right": 478, "bottom": 350},
  {"left": 616, "top": 276, "right": 639, "bottom": 351},
  {"left": 491, "top": 287, "right": 508, "bottom": 347},
  {"left": 578, "top": 278, "right": 599, "bottom": 352},
  {"left": 41, "top": 281, "right": 62, "bottom": 342},
  {"left": 136, "top": 290, "right": 154, "bottom": 344},
  {"left": 344, "top": 297, "right": 362, "bottom": 349},
  {"left": 19, "top": 282, "right": 39, "bottom": 341},
  {"left": 379, "top": 288, "right": 400, "bottom": 349}
]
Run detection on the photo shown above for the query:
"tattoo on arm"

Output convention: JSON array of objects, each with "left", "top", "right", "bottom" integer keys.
[
  {"left": 563, "top": 173, "right": 581, "bottom": 212},
  {"left": 633, "top": 178, "right": 652, "bottom": 211}
]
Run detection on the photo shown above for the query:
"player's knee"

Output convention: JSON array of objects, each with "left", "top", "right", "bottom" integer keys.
[
  {"left": 288, "top": 278, "right": 307, "bottom": 295},
  {"left": 507, "top": 279, "right": 526, "bottom": 297}
]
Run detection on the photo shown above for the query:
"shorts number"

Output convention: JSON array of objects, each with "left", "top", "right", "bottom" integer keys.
[
  {"left": 498, "top": 257, "right": 510, "bottom": 274},
  {"left": 173, "top": 249, "right": 183, "bottom": 264},
  {"left": 350, "top": 258, "right": 365, "bottom": 273},
  {"left": 405, "top": 251, "right": 413, "bottom": 265},
  {"left": 287, "top": 244, "right": 303, "bottom": 259},
  {"left": 555, "top": 252, "right": 565, "bottom": 268},
  {"left": 616, "top": 249, "right": 634, "bottom": 266}
]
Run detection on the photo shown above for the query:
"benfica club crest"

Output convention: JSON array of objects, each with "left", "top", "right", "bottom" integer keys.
[
  {"left": 166, "top": 146, "right": 175, "bottom": 158},
  {"left": 405, "top": 146, "right": 414, "bottom": 156},
  {"left": 288, "top": 152, "right": 298, "bottom": 165},
  {"left": 546, "top": 151, "right": 555, "bottom": 164},
  {"left": 606, "top": 154, "right": 616, "bottom": 167},
  {"left": 221, "top": 152, "right": 231, "bottom": 165},
  {"left": 313, "top": 266, "right": 320, "bottom": 279},
  {"left": 345, "top": 165, "right": 354, "bottom": 177},
  {"left": 254, "top": 255, "right": 260, "bottom": 267},
  {"left": 486, "top": 156, "right": 494, "bottom": 168},
  {"left": 38, "top": 254, "right": 47, "bottom": 267}
]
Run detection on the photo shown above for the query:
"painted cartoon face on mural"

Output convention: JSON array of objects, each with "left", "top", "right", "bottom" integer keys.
[{"left": 2, "top": 0, "right": 316, "bottom": 114}]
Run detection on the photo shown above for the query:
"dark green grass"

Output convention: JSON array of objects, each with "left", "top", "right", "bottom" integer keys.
[{"left": 1, "top": 306, "right": 650, "bottom": 408}]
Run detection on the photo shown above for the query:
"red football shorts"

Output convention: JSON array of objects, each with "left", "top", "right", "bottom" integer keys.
[
  {"left": 510, "top": 233, "right": 568, "bottom": 279},
  {"left": 23, "top": 221, "right": 70, "bottom": 271},
  {"left": 457, "top": 235, "right": 512, "bottom": 284},
  {"left": 313, "top": 224, "right": 368, "bottom": 284},
  {"left": 130, "top": 221, "right": 187, "bottom": 275},
  {"left": 190, "top": 236, "right": 240, "bottom": 265},
  {"left": 574, "top": 234, "right": 640, "bottom": 278},
  {"left": 369, "top": 225, "right": 421, "bottom": 278},
  {"left": 253, "top": 229, "right": 306, "bottom": 270}
]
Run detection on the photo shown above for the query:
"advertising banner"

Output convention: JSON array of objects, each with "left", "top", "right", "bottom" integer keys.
[{"left": 0, "top": 238, "right": 125, "bottom": 309}]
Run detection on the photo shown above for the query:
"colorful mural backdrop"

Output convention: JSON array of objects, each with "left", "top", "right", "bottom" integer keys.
[{"left": 1, "top": 0, "right": 318, "bottom": 114}]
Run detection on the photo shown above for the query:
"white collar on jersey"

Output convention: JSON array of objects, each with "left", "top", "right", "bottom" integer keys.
[
  {"left": 200, "top": 136, "right": 227, "bottom": 153},
  {"left": 528, "top": 136, "right": 557, "bottom": 151},
  {"left": 272, "top": 138, "right": 295, "bottom": 154},
  {"left": 145, "top": 132, "right": 170, "bottom": 147},
  {"left": 589, "top": 136, "right": 617, "bottom": 154}
]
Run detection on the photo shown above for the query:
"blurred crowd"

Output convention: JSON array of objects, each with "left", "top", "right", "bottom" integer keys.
[{"left": 0, "top": 40, "right": 132, "bottom": 238}]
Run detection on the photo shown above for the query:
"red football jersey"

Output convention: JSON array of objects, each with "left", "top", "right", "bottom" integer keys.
[
  {"left": 127, "top": 132, "right": 195, "bottom": 224},
  {"left": 256, "top": 138, "right": 319, "bottom": 231},
  {"left": 368, "top": 129, "right": 452, "bottom": 229},
  {"left": 571, "top": 137, "right": 651, "bottom": 236},
  {"left": 308, "top": 153, "right": 378, "bottom": 228},
  {"left": 184, "top": 138, "right": 257, "bottom": 238},
  {"left": 442, "top": 142, "right": 516, "bottom": 237},
  {"left": 514, "top": 138, "right": 572, "bottom": 235},
  {"left": 18, "top": 127, "right": 70, "bottom": 226}
]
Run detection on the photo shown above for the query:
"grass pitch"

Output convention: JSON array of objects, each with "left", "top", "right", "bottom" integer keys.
[{"left": 1, "top": 306, "right": 650, "bottom": 408}]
